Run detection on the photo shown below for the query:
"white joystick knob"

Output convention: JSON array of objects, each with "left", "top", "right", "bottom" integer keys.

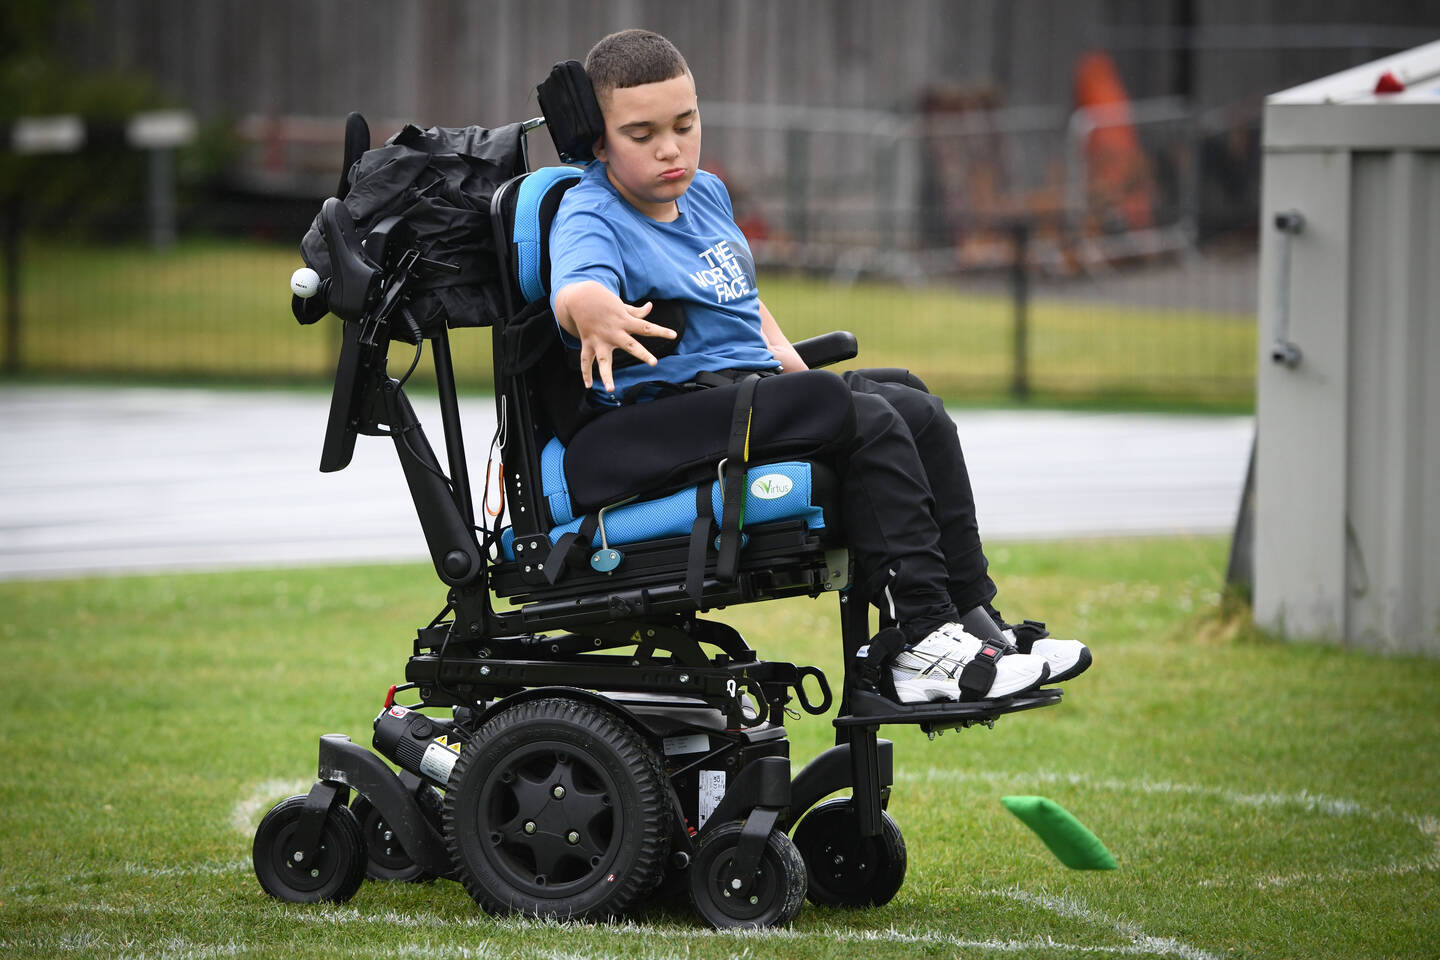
[{"left": 290, "top": 267, "right": 322, "bottom": 299}]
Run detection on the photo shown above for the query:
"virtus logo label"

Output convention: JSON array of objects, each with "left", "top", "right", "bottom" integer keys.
[{"left": 749, "top": 474, "right": 794, "bottom": 500}]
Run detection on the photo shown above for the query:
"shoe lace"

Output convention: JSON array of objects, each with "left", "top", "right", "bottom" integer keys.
[{"left": 921, "top": 623, "right": 981, "bottom": 662}]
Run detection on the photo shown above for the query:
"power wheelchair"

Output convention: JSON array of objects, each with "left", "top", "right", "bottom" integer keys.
[{"left": 253, "top": 78, "right": 1062, "bottom": 929}]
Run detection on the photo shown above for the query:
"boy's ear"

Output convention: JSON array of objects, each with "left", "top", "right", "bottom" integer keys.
[{"left": 591, "top": 134, "right": 607, "bottom": 163}]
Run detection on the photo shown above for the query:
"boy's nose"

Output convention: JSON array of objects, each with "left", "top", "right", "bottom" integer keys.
[{"left": 655, "top": 137, "right": 679, "bottom": 160}]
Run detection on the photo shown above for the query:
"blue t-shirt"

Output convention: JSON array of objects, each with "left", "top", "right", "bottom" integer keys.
[{"left": 549, "top": 163, "right": 777, "bottom": 402}]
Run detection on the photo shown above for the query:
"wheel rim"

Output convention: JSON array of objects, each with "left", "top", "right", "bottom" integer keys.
[
  {"left": 698, "top": 843, "right": 783, "bottom": 923},
  {"left": 808, "top": 829, "right": 876, "bottom": 896},
  {"left": 359, "top": 807, "right": 413, "bottom": 872},
  {"left": 263, "top": 819, "right": 343, "bottom": 894},
  {"left": 794, "top": 801, "right": 905, "bottom": 907},
  {"left": 471, "top": 739, "right": 622, "bottom": 898}
]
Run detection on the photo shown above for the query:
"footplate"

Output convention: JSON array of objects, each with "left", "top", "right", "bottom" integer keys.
[{"left": 835, "top": 687, "right": 1062, "bottom": 735}]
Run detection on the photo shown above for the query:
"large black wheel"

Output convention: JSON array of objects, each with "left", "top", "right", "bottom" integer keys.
[
  {"left": 791, "top": 797, "right": 907, "bottom": 907},
  {"left": 252, "top": 794, "right": 367, "bottom": 904},
  {"left": 444, "top": 697, "right": 671, "bottom": 921},
  {"left": 688, "top": 821, "right": 807, "bottom": 929},
  {"left": 351, "top": 785, "right": 444, "bottom": 882}
]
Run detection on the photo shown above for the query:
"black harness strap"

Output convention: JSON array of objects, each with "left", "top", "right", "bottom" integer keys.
[
  {"left": 715, "top": 374, "right": 760, "bottom": 585},
  {"left": 686, "top": 481, "right": 714, "bottom": 605},
  {"left": 543, "top": 513, "right": 599, "bottom": 585}
]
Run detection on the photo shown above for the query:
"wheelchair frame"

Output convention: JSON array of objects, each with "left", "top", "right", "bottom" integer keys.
[{"left": 254, "top": 110, "right": 1061, "bottom": 928}]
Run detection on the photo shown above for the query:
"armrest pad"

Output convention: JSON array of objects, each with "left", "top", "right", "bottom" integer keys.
[{"left": 794, "top": 331, "right": 858, "bottom": 369}]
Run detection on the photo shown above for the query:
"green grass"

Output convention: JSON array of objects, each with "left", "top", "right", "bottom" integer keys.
[
  {"left": 1, "top": 536, "right": 1435, "bottom": 958},
  {"left": 5, "top": 239, "right": 1256, "bottom": 410}
]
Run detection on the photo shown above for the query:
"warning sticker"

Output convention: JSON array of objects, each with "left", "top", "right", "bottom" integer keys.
[
  {"left": 662, "top": 733, "right": 710, "bottom": 756},
  {"left": 419, "top": 738, "right": 460, "bottom": 782},
  {"left": 696, "top": 769, "right": 726, "bottom": 828}
]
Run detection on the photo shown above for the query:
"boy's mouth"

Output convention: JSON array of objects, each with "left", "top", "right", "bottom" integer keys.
[{"left": 659, "top": 167, "right": 688, "bottom": 182}]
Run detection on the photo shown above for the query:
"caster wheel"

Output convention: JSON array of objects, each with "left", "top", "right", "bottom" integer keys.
[
  {"left": 792, "top": 797, "right": 906, "bottom": 907},
  {"left": 444, "top": 697, "right": 671, "bottom": 921},
  {"left": 252, "top": 794, "right": 367, "bottom": 903},
  {"left": 689, "top": 820, "right": 807, "bottom": 929},
  {"left": 351, "top": 785, "right": 444, "bottom": 882}
]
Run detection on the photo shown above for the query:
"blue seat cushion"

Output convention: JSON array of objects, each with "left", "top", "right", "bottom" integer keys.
[{"left": 501, "top": 446, "right": 825, "bottom": 561}]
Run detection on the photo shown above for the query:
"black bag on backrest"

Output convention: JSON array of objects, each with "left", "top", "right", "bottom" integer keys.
[{"left": 299, "top": 122, "right": 528, "bottom": 342}]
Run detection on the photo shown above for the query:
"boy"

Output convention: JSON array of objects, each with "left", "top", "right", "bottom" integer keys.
[{"left": 550, "top": 29, "right": 1089, "bottom": 703}]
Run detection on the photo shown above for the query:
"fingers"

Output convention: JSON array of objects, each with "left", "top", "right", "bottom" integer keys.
[
  {"left": 578, "top": 345, "right": 594, "bottom": 390},
  {"left": 622, "top": 339, "right": 659, "bottom": 368},
  {"left": 596, "top": 352, "right": 615, "bottom": 393},
  {"left": 639, "top": 320, "right": 678, "bottom": 340},
  {"left": 576, "top": 302, "right": 677, "bottom": 390},
  {"left": 625, "top": 305, "right": 677, "bottom": 342}
]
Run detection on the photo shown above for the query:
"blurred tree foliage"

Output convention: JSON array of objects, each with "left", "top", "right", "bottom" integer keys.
[{"left": 1, "top": 0, "right": 235, "bottom": 238}]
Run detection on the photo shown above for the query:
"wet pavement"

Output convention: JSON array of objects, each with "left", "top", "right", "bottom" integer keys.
[{"left": 0, "top": 384, "right": 1252, "bottom": 580}]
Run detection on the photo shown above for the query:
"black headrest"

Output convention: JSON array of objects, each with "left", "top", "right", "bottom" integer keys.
[{"left": 536, "top": 60, "right": 604, "bottom": 164}]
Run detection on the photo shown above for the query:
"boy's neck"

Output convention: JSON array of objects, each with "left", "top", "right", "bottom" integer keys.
[{"left": 604, "top": 164, "right": 681, "bottom": 222}]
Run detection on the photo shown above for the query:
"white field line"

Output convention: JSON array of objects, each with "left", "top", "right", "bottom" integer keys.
[
  {"left": 275, "top": 910, "right": 1216, "bottom": 957},
  {"left": 229, "top": 776, "right": 314, "bottom": 834},
  {"left": 987, "top": 887, "right": 1223, "bottom": 960},
  {"left": 1197, "top": 814, "right": 1440, "bottom": 890},
  {"left": 1, "top": 902, "right": 1220, "bottom": 960},
  {"left": 902, "top": 767, "right": 1439, "bottom": 891},
  {"left": 899, "top": 767, "right": 1387, "bottom": 820},
  {"left": 0, "top": 932, "right": 250, "bottom": 960},
  {"left": 18, "top": 769, "right": 1420, "bottom": 960}
]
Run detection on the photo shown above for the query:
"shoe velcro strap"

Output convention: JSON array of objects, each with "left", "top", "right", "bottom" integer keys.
[
  {"left": 856, "top": 627, "right": 907, "bottom": 691},
  {"left": 958, "top": 643, "right": 1005, "bottom": 701},
  {"left": 1009, "top": 619, "right": 1050, "bottom": 653}
]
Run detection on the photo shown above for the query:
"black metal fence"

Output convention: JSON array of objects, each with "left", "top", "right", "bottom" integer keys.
[{"left": 2, "top": 107, "right": 1258, "bottom": 407}]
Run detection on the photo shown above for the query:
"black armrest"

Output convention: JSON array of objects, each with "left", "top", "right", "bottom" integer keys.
[{"left": 794, "top": 331, "right": 858, "bottom": 369}]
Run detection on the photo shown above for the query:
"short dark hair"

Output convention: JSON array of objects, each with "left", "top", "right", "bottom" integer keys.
[{"left": 585, "top": 29, "right": 690, "bottom": 104}]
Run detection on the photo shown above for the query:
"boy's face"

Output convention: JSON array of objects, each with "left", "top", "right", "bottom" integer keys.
[{"left": 593, "top": 72, "right": 701, "bottom": 221}]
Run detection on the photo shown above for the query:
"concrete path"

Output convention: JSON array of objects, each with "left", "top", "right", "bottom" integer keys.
[{"left": 0, "top": 385, "right": 1253, "bottom": 580}]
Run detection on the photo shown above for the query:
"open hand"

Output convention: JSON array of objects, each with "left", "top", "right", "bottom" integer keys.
[{"left": 554, "top": 281, "right": 678, "bottom": 392}]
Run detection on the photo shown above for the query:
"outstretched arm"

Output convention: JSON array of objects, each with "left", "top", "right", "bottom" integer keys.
[
  {"left": 553, "top": 280, "right": 679, "bottom": 393},
  {"left": 759, "top": 299, "right": 808, "bottom": 373}
]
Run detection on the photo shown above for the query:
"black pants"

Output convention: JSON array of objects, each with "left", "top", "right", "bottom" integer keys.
[{"left": 840, "top": 370, "right": 996, "bottom": 639}]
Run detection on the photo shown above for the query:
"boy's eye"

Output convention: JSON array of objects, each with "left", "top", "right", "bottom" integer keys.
[
  {"left": 630, "top": 133, "right": 652, "bottom": 143},
  {"left": 676, "top": 124, "right": 694, "bottom": 135}
]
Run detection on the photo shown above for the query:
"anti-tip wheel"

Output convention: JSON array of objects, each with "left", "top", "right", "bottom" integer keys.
[
  {"left": 688, "top": 821, "right": 807, "bottom": 929},
  {"left": 791, "top": 797, "right": 906, "bottom": 907},
  {"left": 252, "top": 794, "right": 367, "bottom": 903}
]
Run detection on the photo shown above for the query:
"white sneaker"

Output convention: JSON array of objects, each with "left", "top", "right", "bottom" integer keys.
[
  {"left": 890, "top": 623, "right": 1048, "bottom": 703},
  {"left": 998, "top": 620, "right": 1091, "bottom": 684}
]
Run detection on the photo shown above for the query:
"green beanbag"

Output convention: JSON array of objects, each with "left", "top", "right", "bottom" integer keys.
[{"left": 1001, "top": 795, "right": 1117, "bottom": 870}]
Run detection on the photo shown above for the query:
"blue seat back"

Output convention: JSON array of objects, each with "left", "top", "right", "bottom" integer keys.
[{"left": 508, "top": 165, "right": 584, "bottom": 303}]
